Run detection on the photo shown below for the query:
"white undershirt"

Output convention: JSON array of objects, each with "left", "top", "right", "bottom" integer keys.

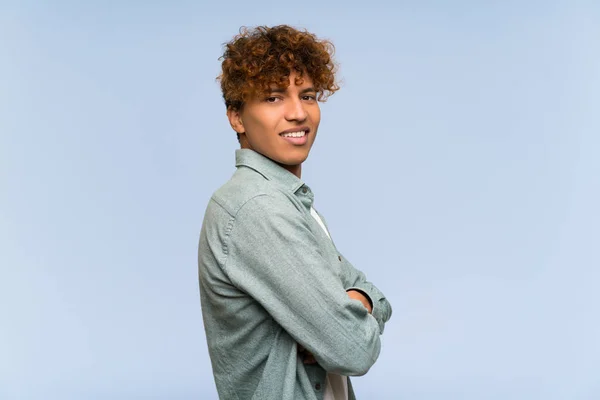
[{"left": 309, "top": 207, "right": 349, "bottom": 400}]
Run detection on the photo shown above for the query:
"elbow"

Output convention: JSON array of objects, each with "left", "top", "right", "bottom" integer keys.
[
  {"left": 342, "top": 353, "right": 376, "bottom": 376},
  {"left": 319, "top": 335, "right": 381, "bottom": 376},
  {"left": 312, "top": 300, "right": 384, "bottom": 375}
]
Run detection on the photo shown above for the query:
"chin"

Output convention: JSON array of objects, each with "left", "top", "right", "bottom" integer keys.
[{"left": 278, "top": 152, "right": 309, "bottom": 166}]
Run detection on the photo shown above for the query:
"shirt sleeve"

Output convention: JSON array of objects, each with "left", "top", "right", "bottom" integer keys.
[
  {"left": 342, "top": 261, "right": 393, "bottom": 335},
  {"left": 314, "top": 209, "right": 393, "bottom": 334},
  {"left": 223, "top": 193, "right": 381, "bottom": 376}
]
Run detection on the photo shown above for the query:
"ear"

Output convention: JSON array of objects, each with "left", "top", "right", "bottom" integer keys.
[{"left": 227, "top": 108, "right": 245, "bottom": 134}]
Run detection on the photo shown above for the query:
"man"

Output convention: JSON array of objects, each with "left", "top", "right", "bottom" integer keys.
[{"left": 198, "top": 25, "right": 392, "bottom": 400}]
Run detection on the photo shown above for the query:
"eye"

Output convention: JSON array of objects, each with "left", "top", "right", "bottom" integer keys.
[
  {"left": 265, "top": 96, "right": 280, "bottom": 103},
  {"left": 302, "top": 95, "right": 317, "bottom": 102}
]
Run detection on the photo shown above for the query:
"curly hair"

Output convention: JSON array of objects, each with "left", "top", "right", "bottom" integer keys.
[{"left": 218, "top": 25, "right": 339, "bottom": 110}]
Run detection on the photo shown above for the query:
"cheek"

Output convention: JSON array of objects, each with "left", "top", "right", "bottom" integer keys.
[
  {"left": 312, "top": 106, "right": 321, "bottom": 124},
  {"left": 247, "top": 110, "right": 279, "bottom": 133},
  {"left": 312, "top": 110, "right": 321, "bottom": 129}
]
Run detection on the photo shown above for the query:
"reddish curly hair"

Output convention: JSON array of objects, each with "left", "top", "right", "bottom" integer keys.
[{"left": 218, "top": 25, "right": 339, "bottom": 110}]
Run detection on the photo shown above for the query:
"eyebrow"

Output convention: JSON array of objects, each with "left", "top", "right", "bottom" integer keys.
[{"left": 269, "top": 87, "right": 316, "bottom": 94}]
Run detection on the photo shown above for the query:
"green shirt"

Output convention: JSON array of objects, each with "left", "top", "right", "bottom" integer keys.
[{"left": 198, "top": 149, "right": 392, "bottom": 399}]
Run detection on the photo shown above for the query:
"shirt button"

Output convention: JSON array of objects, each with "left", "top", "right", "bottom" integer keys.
[
  {"left": 338, "top": 255, "right": 342, "bottom": 261},
  {"left": 302, "top": 187, "right": 308, "bottom": 194},
  {"left": 315, "top": 383, "right": 321, "bottom": 390}
]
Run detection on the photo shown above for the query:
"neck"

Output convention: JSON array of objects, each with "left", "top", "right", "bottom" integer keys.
[
  {"left": 282, "top": 163, "right": 302, "bottom": 178},
  {"left": 239, "top": 141, "right": 303, "bottom": 178}
]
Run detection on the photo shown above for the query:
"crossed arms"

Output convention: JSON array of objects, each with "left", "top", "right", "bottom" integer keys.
[{"left": 224, "top": 193, "right": 392, "bottom": 376}]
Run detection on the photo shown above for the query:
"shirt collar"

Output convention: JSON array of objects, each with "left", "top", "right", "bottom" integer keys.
[{"left": 235, "top": 149, "right": 305, "bottom": 193}]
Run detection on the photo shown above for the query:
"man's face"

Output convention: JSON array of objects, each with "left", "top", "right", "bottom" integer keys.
[{"left": 228, "top": 71, "right": 320, "bottom": 176}]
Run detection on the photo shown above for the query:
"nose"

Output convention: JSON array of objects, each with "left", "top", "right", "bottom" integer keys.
[{"left": 284, "top": 97, "right": 308, "bottom": 122}]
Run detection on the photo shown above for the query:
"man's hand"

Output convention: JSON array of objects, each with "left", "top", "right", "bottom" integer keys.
[
  {"left": 297, "top": 290, "right": 373, "bottom": 364},
  {"left": 298, "top": 344, "right": 317, "bottom": 364},
  {"left": 346, "top": 289, "right": 373, "bottom": 314}
]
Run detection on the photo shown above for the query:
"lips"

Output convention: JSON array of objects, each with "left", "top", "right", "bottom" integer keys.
[{"left": 279, "top": 126, "right": 310, "bottom": 145}]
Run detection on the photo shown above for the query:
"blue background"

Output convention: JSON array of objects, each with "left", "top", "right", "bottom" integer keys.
[{"left": 1, "top": 1, "right": 599, "bottom": 398}]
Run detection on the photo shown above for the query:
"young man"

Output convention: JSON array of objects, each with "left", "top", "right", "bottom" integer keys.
[{"left": 198, "top": 25, "right": 392, "bottom": 400}]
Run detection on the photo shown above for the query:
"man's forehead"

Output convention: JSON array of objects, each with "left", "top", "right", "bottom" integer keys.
[{"left": 268, "top": 78, "right": 315, "bottom": 92}]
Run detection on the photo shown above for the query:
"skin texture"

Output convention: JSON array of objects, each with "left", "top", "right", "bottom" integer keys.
[{"left": 227, "top": 71, "right": 320, "bottom": 179}]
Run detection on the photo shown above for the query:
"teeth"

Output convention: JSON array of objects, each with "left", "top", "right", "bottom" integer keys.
[{"left": 281, "top": 131, "right": 306, "bottom": 138}]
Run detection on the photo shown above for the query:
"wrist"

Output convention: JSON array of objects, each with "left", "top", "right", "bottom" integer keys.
[{"left": 346, "top": 289, "right": 373, "bottom": 313}]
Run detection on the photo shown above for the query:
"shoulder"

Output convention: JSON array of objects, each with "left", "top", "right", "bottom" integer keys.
[
  {"left": 201, "top": 169, "right": 305, "bottom": 258},
  {"left": 200, "top": 169, "right": 283, "bottom": 260},
  {"left": 208, "top": 167, "right": 297, "bottom": 220}
]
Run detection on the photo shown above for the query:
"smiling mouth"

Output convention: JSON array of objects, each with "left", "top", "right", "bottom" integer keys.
[
  {"left": 280, "top": 130, "right": 307, "bottom": 138},
  {"left": 279, "top": 127, "right": 310, "bottom": 138}
]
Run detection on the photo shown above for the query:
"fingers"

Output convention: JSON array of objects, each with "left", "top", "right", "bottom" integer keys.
[
  {"left": 303, "top": 353, "right": 317, "bottom": 364},
  {"left": 297, "top": 344, "right": 318, "bottom": 364}
]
